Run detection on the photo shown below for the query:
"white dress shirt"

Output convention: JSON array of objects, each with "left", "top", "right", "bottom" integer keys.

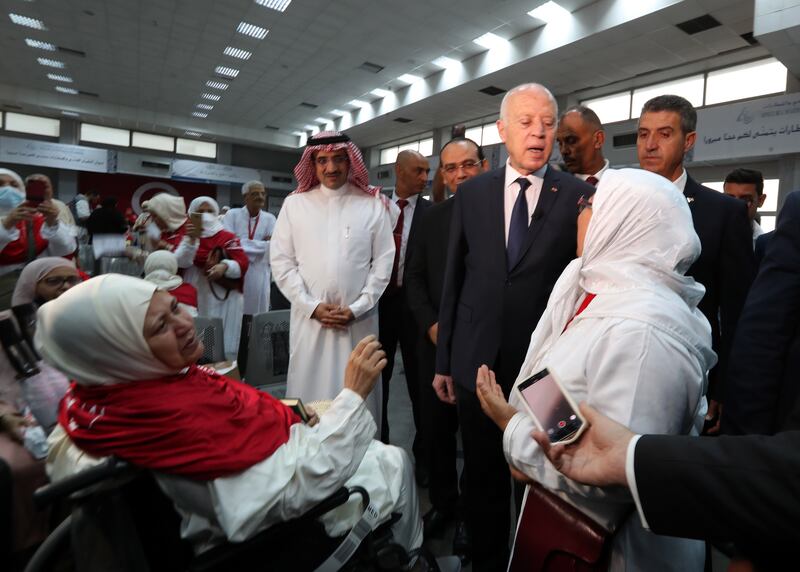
[
  {"left": 390, "top": 192, "right": 419, "bottom": 286},
  {"left": 503, "top": 160, "right": 547, "bottom": 245},
  {"left": 673, "top": 168, "right": 688, "bottom": 193},
  {"left": 576, "top": 159, "right": 610, "bottom": 182}
]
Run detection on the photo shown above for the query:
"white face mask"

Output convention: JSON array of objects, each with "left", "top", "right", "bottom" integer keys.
[
  {"left": 200, "top": 212, "right": 217, "bottom": 228},
  {"left": 0, "top": 186, "right": 24, "bottom": 213}
]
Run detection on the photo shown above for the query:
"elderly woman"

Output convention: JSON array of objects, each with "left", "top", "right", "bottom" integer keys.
[
  {"left": 0, "top": 168, "right": 76, "bottom": 308},
  {"left": 175, "top": 197, "right": 248, "bottom": 355},
  {"left": 477, "top": 169, "right": 715, "bottom": 571},
  {"left": 11, "top": 256, "right": 82, "bottom": 308},
  {"left": 141, "top": 193, "right": 188, "bottom": 251},
  {"left": 143, "top": 250, "right": 198, "bottom": 317},
  {"left": 39, "top": 274, "right": 422, "bottom": 561}
]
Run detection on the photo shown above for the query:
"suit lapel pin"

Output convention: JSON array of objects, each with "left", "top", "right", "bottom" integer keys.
[
  {"left": 550, "top": 186, "right": 558, "bottom": 193},
  {"left": 687, "top": 196, "right": 695, "bottom": 204}
]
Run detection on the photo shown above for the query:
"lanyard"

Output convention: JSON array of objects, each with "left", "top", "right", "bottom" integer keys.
[{"left": 247, "top": 213, "right": 260, "bottom": 240}]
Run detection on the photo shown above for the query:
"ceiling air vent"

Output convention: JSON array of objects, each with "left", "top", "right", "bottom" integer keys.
[
  {"left": 264, "top": 124, "right": 280, "bottom": 130},
  {"left": 141, "top": 161, "right": 170, "bottom": 171},
  {"left": 479, "top": 85, "right": 506, "bottom": 96},
  {"left": 740, "top": 32, "right": 759, "bottom": 46},
  {"left": 676, "top": 14, "right": 721, "bottom": 35},
  {"left": 299, "top": 102, "right": 318, "bottom": 109},
  {"left": 358, "top": 61, "right": 384, "bottom": 74},
  {"left": 393, "top": 117, "right": 412, "bottom": 123},
  {"left": 271, "top": 175, "right": 293, "bottom": 184},
  {"left": 57, "top": 46, "right": 86, "bottom": 57},
  {"left": 376, "top": 170, "right": 391, "bottom": 179},
  {"left": 612, "top": 132, "right": 637, "bottom": 148},
  {"left": 78, "top": 90, "right": 99, "bottom": 98}
]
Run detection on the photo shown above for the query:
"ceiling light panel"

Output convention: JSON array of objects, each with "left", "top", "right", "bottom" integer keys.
[
  {"left": 215, "top": 66, "right": 239, "bottom": 78},
  {"left": 527, "top": 1, "right": 571, "bottom": 23},
  {"left": 223, "top": 46, "right": 252, "bottom": 60},
  {"left": 47, "top": 74, "right": 72, "bottom": 82},
  {"left": 349, "top": 99, "right": 368, "bottom": 107},
  {"left": 37, "top": 57, "right": 65, "bottom": 68},
  {"left": 371, "top": 88, "right": 391, "bottom": 98},
  {"left": 432, "top": 56, "right": 461, "bottom": 69},
  {"left": 61, "top": 111, "right": 80, "bottom": 117},
  {"left": 255, "top": 0, "right": 291, "bottom": 12},
  {"left": 55, "top": 86, "right": 78, "bottom": 94},
  {"left": 9, "top": 13, "right": 46, "bottom": 29},
  {"left": 330, "top": 109, "right": 346, "bottom": 116},
  {"left": 196, "top": 103, "right": 214, "bottom": 110},
  {"left": 184, "top": 131, "right": 202, "bottom": 137},
  {"left": 397, "top": 74, "right": 422, "bottom": 84},
  {"left": 237, "top": 21, "right": 268, "bottom": 39},
  {"left": 201, "top": 93, "right": 221, "bottom": 101},
  {"left": 192, "top": 112, "right": 208, "bottom": 118},
  {"left": 473, "top": 32, "right": 508, "bottom": 49},
  {"left": 206, "top": 80, "right": 229, "bottom": 90},
  {"left": 304, "top": 125, "right": 316, "bottom": 130},
  {"left": 25, "top": 38, "right": 55, "bottom": 50}
]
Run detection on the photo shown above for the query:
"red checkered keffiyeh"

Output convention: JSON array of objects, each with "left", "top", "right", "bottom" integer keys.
[{"left": 293, "top": 131, "right": 384, "bottom": 199}]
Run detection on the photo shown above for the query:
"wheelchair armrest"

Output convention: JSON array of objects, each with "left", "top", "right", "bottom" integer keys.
[{"left": 33, "top": 457, "right": 135, "bottom": 510}]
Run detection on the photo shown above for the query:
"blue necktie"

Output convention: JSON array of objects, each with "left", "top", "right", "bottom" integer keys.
[{"left": 507, "top": 177, "right": 531, "bottom": 269}]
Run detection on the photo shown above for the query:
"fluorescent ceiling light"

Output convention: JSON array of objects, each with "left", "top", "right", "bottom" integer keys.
[
  {"left": 192, "top": 112, "right": 208, "bottom": 118},
  {"left": 304, "top": 124, "right": 316, "bottom": 130},
  {"left": 214, "top": 65, "right": 239, "bottom": 78},
  {"left": 201, "top": 93, "right": 221, "bottom": 101},
  {"left": 527, "top": 1, "right": 571, "bottom": 23},
  {"left": 330, "top": 109, "right": 346, "bottom": 116},
  {"left": 292, "top": 131, "right": 305, "bottom": 136},
  {"left": 37, "top": 57, "right": 65, "bottom": 68},
  {"left": 236, "top": 21, "right": 268, "bottom": 39},
  {"left": 473, "top": 32, "right": 507, "bottom": 49},
  {"left": 397, "top": 73, "right": 422, "bottom": 84},
  {"left": 206, "top": 80, "right": 229, "bottom": 90},
  {"left": 25, "top": 38, "right": 55, "bottom": 50},
  {"left": 184, "top": 131, "right": 202, "bottom": 137},
  {"left": 314, "top": 117, "right": 328, "bottom": 123},
  {"left": 432, "top": 56, "right": 460, "bottom": 69},
  {"left": 255, "top": 0, "right": 291, "bottom": 12},
  {"left": 61, "top": 111, "right": 80, "bottom": 117},
  {"left": 371, "top": 88, "right": 391, "bottom": 98},
  {"left": 47, "top": 73, "right": 73, "bottom": 83},
  {"left": 196, "top": 103, "right": 214, "bottom": 110},
  {"left": 223, "top": 46, "right": 252, "bottom": 60},
  {"left": 55, "top": 86, "right": 78, "bottom": 94},
  {"left": 9, "top": 13, "right": 46, "bottom": 29},
  {"left": 349, "top": 99, "right": 368, "bottom": 107}
]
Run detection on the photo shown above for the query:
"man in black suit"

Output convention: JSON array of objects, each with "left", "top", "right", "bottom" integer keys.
[
  {"left": 532, "top": 403, "right": 800, "bottom": 571},
  {"left": 637, "top": 95, "right": 756, "bottom": 432},
  {"left": 435, "top": 83, "right": 593, "bottom": 570},
  {"left": 723, "top": 191, "right": 800, "bottom": 436},
  {"left": 379, "top": 150, "right": 430, "bottom": 463},
  {"left": 405, "top": 137, "right": 487, "bottom": 559}
]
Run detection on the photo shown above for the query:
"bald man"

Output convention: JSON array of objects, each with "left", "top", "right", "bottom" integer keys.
[
  {"left": 379, "top": 150, "right": 430, "bottom": 474},
  {"left": 556, "top": 105, "right": 609, "bottom": 185}
]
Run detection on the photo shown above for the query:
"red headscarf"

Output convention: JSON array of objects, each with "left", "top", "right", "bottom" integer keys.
[
  {"left": 293, "top": 131, "right": 383, "bottom": 196},
  {"left": 59, "top": 365, "right": 300, "bottom": 480}
]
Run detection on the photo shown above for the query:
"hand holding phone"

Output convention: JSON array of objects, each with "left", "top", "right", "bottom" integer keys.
[
  {"left": 25, "top": 179, "right": 47, "bottom": 205},
  {"left": 516, "top": 368, "right": 586, "bottom": 445},
  {"left": 188, "top": 212, "right": 203, "bottom": 238}
]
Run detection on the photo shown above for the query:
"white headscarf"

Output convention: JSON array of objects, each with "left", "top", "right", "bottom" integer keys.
[
  {"left": 188, "top": 196, "right": 224, "bottom": 238},
  {"left": 143, "top": 250, "right": 183, "bottom": 291},
  {"left": 34, "top": 274, "right": 177, "bottom": 386},
  {"left": 142, "top": 193, "right": 187, "bottom": 232},
  {"left": 513, "top": 168, "right": 715, "bottom": 388}
]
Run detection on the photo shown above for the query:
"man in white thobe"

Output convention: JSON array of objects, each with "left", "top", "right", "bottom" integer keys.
[
  {"left": 223, "top": 181, "right": 277, "bottom": 370},
  {"left": 271, "top": 131, "right": 396, "bottom": 429}
]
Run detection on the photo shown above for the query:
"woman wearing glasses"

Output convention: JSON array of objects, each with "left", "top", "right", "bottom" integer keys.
[{"left": 11, "top": 256, "right": 82, "bottom": 307}]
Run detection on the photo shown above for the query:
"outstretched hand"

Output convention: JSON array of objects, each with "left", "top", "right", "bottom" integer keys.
[
  {"left": 475, "top": 365, "right": 517, "bottom": 431},
  {"left": 344, "top": 335, "right": 387, "bottom": 400},
  {"left": 532, "top": 403, "right": 633, "bottom": 487}
]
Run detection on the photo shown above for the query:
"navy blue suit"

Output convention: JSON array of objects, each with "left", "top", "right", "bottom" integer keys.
[
  {"left": 435, "top": 165, "right": 590, "bottom": 569},
  {"left": 723, "top": 191, "right": 800, "bottom": 435}
]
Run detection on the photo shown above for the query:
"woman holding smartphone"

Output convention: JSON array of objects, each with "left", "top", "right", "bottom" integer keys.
[{"left": 477, "top": 168, "right": 714, "bottom": 571}]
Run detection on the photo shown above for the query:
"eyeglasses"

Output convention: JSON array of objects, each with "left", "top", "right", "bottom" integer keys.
[
  {"left": 733, "top": 195, "right": 756, "bottom": 206},
  {"left": 577, "top": 189, "right": 596, "bottom": 214},
  {"left": 315, "top": 155, "right": 349, "bottom": 166},
  {"left": 40, "top": 275, "right": 81, "bottom": 288},
  {"left": 442, "top": 160, "right": 483, "bottom": 174}
]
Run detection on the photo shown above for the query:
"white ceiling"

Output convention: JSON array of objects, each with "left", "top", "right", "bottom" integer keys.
[{"left": 0, "top": 0, "right": 792, "bottom": 153}]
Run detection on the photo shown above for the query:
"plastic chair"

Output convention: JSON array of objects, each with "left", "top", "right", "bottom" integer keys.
[
  {"left": 243, "top": 310, "right": 290, "bottom": 388},
  {"left": 194, "top": 317, "right": 225, "bottom": 364}
]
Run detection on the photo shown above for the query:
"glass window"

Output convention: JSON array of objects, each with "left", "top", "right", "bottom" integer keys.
[
  {"left": 80, "top": 123, "right": 130, "bottom": 146},
  {"left": 5, "top": 112, "right": 60, "bottom": 137},
  {"left": 380, "top": 147, "right": 398, "bottom": 165},
  {"left": 760, "top": 215, "right": 776, "bottom": 233},
  {"left": 482, "top": 122, "right": 503, "bottom": 145},
  {"left": 581, "top": 92, "right": 631, "bottom": 124},
  {"left": 132, "top": 132, "right": 174, "bottom": 152},
  {"left": 705, "top": 58, "right": 787, "bottom": 106},
  {"left": 397, "top": 141, "right": 418, "bottom": 153},
  {"left": 465, "top": 126, "right": 483, "bottom": 145},
  {"left": 418, "top": 138, "right": 434, "bottom": 157},
  {"left": 703, "top": 181, "right": 724, "bottom": 192},
  {"left": 0, "top": 112, "right": 3, "bottom": 130},
  {"left": 761, "top": 179, "right": 779, "bottom": 212},
  {"left": 631, "top": 75, "right": 704, "bottom": 118},
  {"left": 175, "top": 138, "right": 216, "bottom": 159}
]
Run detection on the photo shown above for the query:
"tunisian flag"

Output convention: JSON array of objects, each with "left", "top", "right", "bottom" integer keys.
[{"left": 78, "top": 172, "right": 215, "bottom": 215}]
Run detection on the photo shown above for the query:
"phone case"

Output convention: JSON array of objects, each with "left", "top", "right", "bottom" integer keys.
[{"left": 515, "top": 368, "right": 588, "bottom": 445}]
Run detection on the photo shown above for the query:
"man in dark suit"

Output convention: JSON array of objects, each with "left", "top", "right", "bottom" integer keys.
[
  {"left": 531, "top": 403, "right": 800, "bottom": 571},
  {"left": 723, "top": 192, "right": 800, "bottom": 435},
  {"left": 378, "top": 150, "right": 430, "bottom": 463},
  {"left": 405, "top": 137, "right": 487, "bottom": 559},
  {"left": 435, "top": 83, "right": 593, "bottom": 570},
  {"left": 637, "top": 95, "right": 756, "bottom": 433}
]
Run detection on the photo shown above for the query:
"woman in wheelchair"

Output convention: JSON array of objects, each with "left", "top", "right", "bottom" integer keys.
[{"left": 36, "top": 274, "right": 423, "bottom": 564}]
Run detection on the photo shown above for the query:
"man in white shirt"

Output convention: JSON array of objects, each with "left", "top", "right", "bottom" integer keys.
[
  {"left": 556, "top": 106, "right": 609, "bottom": 186},
  {"left": 723, "top": 168, "right": 767, "bottom": 247},
  {"left": 271, "top": 131, "right": 396, "bottom": 429},
  {"left": 223, "top": 180, "right": 277, "bottom": 371}
]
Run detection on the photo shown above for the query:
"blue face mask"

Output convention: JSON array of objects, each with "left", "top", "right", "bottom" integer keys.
[{"left": 0, "top": 186, "right": 24, "bottom": 213}]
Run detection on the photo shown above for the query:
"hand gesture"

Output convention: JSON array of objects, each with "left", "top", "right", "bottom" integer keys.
[
  {"left": 344, "top": 335, "right": 387, "bottom": 399},
  {"left": 3, "top": 205, "right": 37, "bottom": 229},
  {"left": 37, "top": 200, "right": 59, "bottom": 226},
  {"left": 475, "top": 365, "right": 517, "bottom": 431},
  {"left": 432, "top": 374, "right": 456, "bottom": 404},
  {"left": 206, "top": 263, "right": 227, "bottom": 281}
]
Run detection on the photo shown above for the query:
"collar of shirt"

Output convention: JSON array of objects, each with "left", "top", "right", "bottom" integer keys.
[
  {"left": 503, "top": 159, "right": 547, "bottom": 244},
  {"left": 504, "top": 159, "right": 548, "bottom": 190},
  {"left": 576, "top": 159, "right": 610, "bottom": 181},
  {"left": 390, "top": 192, "right": 419, "bottom": 209},
  {"left": 319, "top": 183, "right": 348, "bottom": 197},
  {"left": 752, "top": 220, "right": 765, "bottom": 239},
  {"left": 672, "top": 168, "right": 688, "bottom": 193}
]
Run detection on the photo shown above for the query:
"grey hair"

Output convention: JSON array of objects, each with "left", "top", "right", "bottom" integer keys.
[
  {"left": 241, "top": 180, "right": 266, "bottom": 196},
  {"left": 499, "top": 83, "right": 558, "bottom": 121}
]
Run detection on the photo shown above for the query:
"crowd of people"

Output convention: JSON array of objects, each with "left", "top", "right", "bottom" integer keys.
[{"left": 0, "top": 80, "right": 797, "bottom": 572}]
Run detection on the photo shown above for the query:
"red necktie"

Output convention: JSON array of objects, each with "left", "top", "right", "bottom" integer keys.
[
  {"left": 585, "top": 175, "right": 599, "bottom": 187},
  {"left": 389, "top": 199, "right": 408, "bottom": 290}
]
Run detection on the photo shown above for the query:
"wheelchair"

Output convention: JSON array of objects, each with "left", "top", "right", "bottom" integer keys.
[{"left": 24, "top": 457, "right": 452, "bottom": 572}]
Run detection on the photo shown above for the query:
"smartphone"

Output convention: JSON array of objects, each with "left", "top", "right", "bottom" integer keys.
[
  {"left": 515, "top": 368, "right": 586, "bottom": 445},
  {"left": 25, "top": 179, "right": 48, "bottom": 204},
  {"left": 189, "top": 212, "right": 203, "bottom": 238}
]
